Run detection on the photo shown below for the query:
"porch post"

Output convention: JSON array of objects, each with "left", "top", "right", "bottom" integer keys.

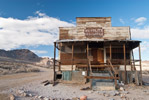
[
  {"left": 58, "top": 43, "right": 61, "bottom": 71},
  {"left": 71, "top": 43, "right": 74, "bottom": 71},
  {"left": 86, "top": 42, "right": 89, "bottom": 83},
  {"left": 110, "top": 43, "right": 112, "bottom": 60},
  {"left": 53, "top": 42, "right": 56, "bottom": 86},
  {"left": 139, "top": 43, "right": 142, "bottom": 85},
  {"left": 87, "top": 42, "right": 89, "bottom": 72},
  {"left": 123, "top": 43, "right": 127, "bottom": 84}
]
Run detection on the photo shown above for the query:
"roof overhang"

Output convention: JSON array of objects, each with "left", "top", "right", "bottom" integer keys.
[{"left": 55, "top": 39, "right": 141, "bottom": 43}]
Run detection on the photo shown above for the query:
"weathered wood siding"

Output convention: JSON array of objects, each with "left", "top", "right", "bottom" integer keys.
[{"left": 59, "top": 17, "right": 130, "bottom": 40}]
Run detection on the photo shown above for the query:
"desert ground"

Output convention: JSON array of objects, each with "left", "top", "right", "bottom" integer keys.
[{"left": 0, "top": 63, "right": 149, "bottom": 100}]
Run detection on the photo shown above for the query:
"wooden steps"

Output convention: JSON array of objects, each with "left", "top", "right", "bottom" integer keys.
[{"left": 76, "top": 64, "right": 120, "bottom": 68}]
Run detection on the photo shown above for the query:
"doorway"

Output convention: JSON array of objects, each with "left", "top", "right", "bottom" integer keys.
[{"left": 91, "top": 48, "right": 104, "bottom": 64}]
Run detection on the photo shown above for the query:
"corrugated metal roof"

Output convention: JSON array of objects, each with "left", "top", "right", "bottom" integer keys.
[{"left": 55, "top": 39, "right": 141, "bottom": 43}]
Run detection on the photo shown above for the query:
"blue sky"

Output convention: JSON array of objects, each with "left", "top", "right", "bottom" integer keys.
[{"left": 0, "top": 0, "right": 149, "bottom": 60}]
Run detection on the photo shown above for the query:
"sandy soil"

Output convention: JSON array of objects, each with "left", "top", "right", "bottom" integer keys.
[
  {"left": 0, "top": 66, "right": 149, "bottom": 100},
  {"left": 0, "top": 66, "right": 51, "bottom": 91}
]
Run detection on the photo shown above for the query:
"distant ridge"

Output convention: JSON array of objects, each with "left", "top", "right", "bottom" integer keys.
[{"left": 0, "top": 49, "right": 41, "bottom": 62}]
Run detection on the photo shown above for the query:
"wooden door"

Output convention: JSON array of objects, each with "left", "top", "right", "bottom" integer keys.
[{"left": 97, "top": 49, "right": 104, "bottom": 63}]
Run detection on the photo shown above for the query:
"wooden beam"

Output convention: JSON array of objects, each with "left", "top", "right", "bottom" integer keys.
[
  {"left": 123, "top": 43, "right": 127, "bottom": 84},
  {"left": 53, "top": 42, "right": 56, "bottom": 86},
  {"left": 110, "top": 43, "right": 112, "bottom": 60},
  {"left": 139, "top": 44, "right": 142, "bottom": 85},
  {"left": 86, "top": 42, "right": 89, "bottom": 83},
  {"left": 71, "top": 43, "right": 74, "bottom": 71},
  {"left": 85, "top": 76, "right": 119, "bottom": 80},
  {"left": 76, "top": 64, "right": 120, "bottom": 68}
]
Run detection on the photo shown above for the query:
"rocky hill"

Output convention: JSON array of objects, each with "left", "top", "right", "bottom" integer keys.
[
  {"left": 0, "top": 49, "right": 52, "bottom": 75},
  {"left": 0, "top": 49, "right": 41, "bottom": 62}
]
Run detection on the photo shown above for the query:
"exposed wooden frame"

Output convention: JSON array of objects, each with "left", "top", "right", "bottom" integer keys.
[
  {"left": 110, "top": 43, "right": 112, "bottom": 60},
  {"left": 139, "top": 44, "right": 142, "bottom": 85},
  {"left": 85, "top": 76, "right": 119, "bottom": 80},
  {"left": 123, "top": 43, "right": 127, "bottom": 83},
  {"left": 86, "top": 42, "right": 89, "bottom": 82},
  {"left": 53, "top": 42, "right": 56, "bottom": 86},
  {"left": 71, "top": 43, "right": 74, "bottom": 71}
]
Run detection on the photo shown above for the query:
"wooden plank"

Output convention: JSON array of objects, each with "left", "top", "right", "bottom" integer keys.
[
  {"left": 71, "top": 43, "right": 74, "bottom": 71},
  {"left": 139, "top": 44, "right": 142, "bottom": 85},
  {"left": 110, "top": 43, "right": 112, "bottom": 60},
  {"left": 123, "top": 43, "right": 127, "bottom": 83},
  {"left": 107, "top": 59, "right": 118, "bottom": 74},
  {"left": 86, "top": 43, "right": 89, "bottom": 82},
  {"left": 85, "top": 76, "right": 119, "bottom": 79},
  {"left": 53, "top": 42, "right": 56, "bottom": 86},
  {"left": 76, "top": 64, "right": 120, "bottom": 68}
]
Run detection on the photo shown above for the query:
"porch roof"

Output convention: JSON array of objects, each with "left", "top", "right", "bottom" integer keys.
[
  {"left": 55, "top": 39, "right": 141, "bottom": 49},
  {"left": 55, "top": 39, "right": 141, "bottom": 43}
]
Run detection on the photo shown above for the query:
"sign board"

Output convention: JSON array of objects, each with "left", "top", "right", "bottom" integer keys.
[{"left": 84, "top": 27, "right": 104, "bottom": 38}]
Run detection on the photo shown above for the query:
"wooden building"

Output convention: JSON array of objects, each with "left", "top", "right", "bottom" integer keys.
[{"left": 53, "top": 17, "right": 142, "bottom": 90}]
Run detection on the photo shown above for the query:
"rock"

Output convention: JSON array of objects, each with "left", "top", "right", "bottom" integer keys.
[
  {"left": 120, "top": 94, "right": 126, "bottom": 98},
  {"left": 43, "top": 97, "right": 49, "bottom": 100},
  {"left": 38, "top": 95, "right": 44, "bottom": 99},
  {"left": 98, "top": 91, "right": 106, "bottom": 95},
  {"left": 9, "top": 94, "right": 15, "bottom": 100},
  {"left": 66, "top": 99, "right": 71, "bottom": 100},
  {"left": 80, "top": 95, "right": 87, "bottom": 100},
  {"left": 17, "top": 90, "right": 24, "bottom": 94},
  {"left": 120, "top": 81, "right": 125, "bottom": 86},
  {"left": 28, "top": 93, "right": 32, "bottom": 97},
  {"left": 114, "top": 91, "right": 120, "bottom": 96},
  {"left": 120, "top": 87, "right": 125, "bottom": 91},
  {"left": 109, "top": 92, "right": 116, "bottom": 96},
  {"left": 109, "top": 99, "right": 114, "bottom": 100},
  {"left": 23, "top": 92, "right": 27, "bottom": 97},
  {"left": 122, "top": 91, "right": 129, "bottom": 94},
  {"left": 72, "top": 97, "right": 79, "bottom": 100},
  {"left": 103, "top": 92, "right": 110, "bottom": 97},
  {"left": 88, "top": 90, "right": 94, "bottom": 94}
]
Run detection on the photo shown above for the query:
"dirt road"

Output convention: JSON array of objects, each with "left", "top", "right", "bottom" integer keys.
[{"left": 0, "top": 66, "right": 53, "bottom": 91}]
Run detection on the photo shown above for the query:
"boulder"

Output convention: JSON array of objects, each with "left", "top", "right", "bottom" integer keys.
[
  {"left": 80, "top": 95, "right": 87, "bottom": 100},
  {"left": 9, "top": 94, "right": 15, "bottom": 100}
]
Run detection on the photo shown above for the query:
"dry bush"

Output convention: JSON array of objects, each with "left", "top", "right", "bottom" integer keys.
[
  {"left": 142, "top": 70, "right": 149, "bottom": 74},
  {"left": 15, "top": 67, "right": 27, "bottom": 73},
  {"left": 1, "top": 70, "right": 9, "bottom": 75},
  {"left": 26, "top": 68, "right": 40, "bottom": 72}
]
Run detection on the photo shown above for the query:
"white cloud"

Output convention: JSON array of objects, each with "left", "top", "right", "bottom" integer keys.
[
  {"left": 133, "top": 41, "right": 149, "bottom": 60},
  {"left": 35, "top": 11, "right": 46, "bottom": 17},
  {"left": 135, "top": 17, "right": 147, "bottom": 25},
  {"left": 31, "top": 50, "right": 48, "bottom": 54},
  {"left": 119, "top": 18, "right": 125, "bottom": 24},
  {"left": 131, "top": 26, "right": 149, "bottom": 39},
  {"left": 0, "top": 11, "right": 74, "bottom": 50}
]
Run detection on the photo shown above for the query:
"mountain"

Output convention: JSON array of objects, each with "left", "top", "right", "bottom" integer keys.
[{"left": 0, "top": 49, "right": 41, "bottom": 62}]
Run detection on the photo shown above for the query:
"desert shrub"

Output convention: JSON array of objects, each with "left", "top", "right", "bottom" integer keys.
[
  {"left": 142, "top": 70, "right": 149, "bottom": 74},
  {"left": 15, "top": 67, "right": 27, "bottom": 73},
  {"left": 27, "top": 68, "right": 40, "bottom": 72},
  {"left": 0, "top": 66, "right": 12, "bottom": 70},
  {"left": 1, "top": 70, "right": 9, "bottom": 75}
]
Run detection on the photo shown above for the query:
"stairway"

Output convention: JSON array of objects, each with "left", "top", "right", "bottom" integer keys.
[{"left": 91, "top": 71, "right": 116, "bottom": 91}]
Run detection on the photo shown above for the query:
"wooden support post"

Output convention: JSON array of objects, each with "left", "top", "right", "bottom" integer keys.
[
  {"left": 132, "top": 50, "right": 136, "bottom": 70},
  {"left": 123, "top": 43, "right": 127, "bottom": 84},
  {"left": 71, "top": 43, "right": 74, "bottom": 71},
  {"left": 130, "top": 50, "right": 133, "bottom": 71},
  {"left": 110, "top": 43, "right": 112, "bottom": 60},
  {"left": 53, "top": 42, "right": 56, "bottom": 86},
  {"left": 139, "top": 44, "right": 142, "bottom": 85},
  {"left": 86, "top": 42, "right": 89, "bottom": 83},
  {"left": 58, "top": 61, "right": 61, "bottom": 71}
]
